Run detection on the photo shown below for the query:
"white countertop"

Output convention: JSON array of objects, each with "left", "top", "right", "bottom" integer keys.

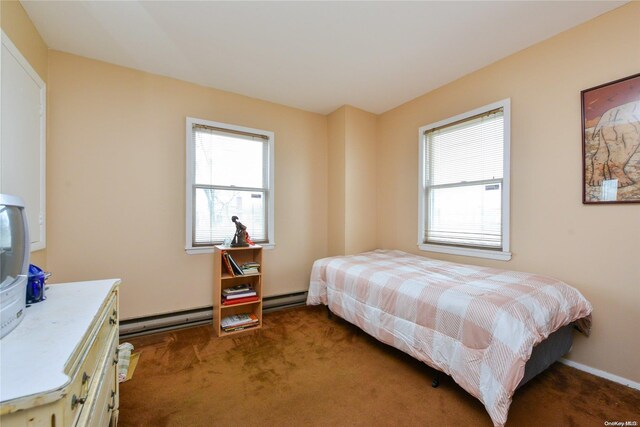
[{"left": 0, "top": 279, "right": 120, "bottom": 406}]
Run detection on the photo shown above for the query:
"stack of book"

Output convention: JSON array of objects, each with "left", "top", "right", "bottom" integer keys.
[
  {"left": 221, "top": 251, "right": 260, "bottom": 277},
  {"left": 220, "top": 313, "right": 259, "bottom": 332},
  {"left": 240, "top": 261, "right": 260, "bottom": 275},
  {"left": 222, "top": 283, "right": 258, "bottom": 305}
]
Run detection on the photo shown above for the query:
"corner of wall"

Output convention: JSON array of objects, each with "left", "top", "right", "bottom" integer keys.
[
  {"left": 1, "top": 0, "right": 48, "bottom": 83},
  {"left": 326, "top": 105, "right": 380, "bottom": 256},
  {"left": 327, "top": 106, "right": 347, "bottom": 256}
]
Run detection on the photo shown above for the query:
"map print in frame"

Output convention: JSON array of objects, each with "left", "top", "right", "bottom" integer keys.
[{"left": 582, "top": 73, "right": 640, "bottom": 204}]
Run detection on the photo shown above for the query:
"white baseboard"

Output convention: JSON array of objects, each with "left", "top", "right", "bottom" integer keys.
[{"left": 559, "top": 358, "right": 640, "bottom": 390}]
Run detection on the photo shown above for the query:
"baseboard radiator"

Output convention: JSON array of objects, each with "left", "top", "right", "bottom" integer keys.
[
  {"left": 119, "top": 291, "right": 308, "bottom": 339},
  {"left": 263, "top": 291, "right": 308, "bottom": 312}
]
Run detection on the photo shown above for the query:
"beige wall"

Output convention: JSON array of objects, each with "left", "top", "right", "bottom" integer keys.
[
  {"left": 1, "top": 0, "right": 47, "bottom": 82},
  {"left": 344, "top": 106, "right": 377, "bottom": 255},
  {"left": 327, "top": 105, "right": 378, "bottom": 256},
  {"left": 1, "top": 0, "right": 47, "bottom": 268},
  {"left": 46, "top": 51, "right": 328, "bottom": 320},
  {"left": 377, "top": 3, "right": 640, "bottom": 382}
]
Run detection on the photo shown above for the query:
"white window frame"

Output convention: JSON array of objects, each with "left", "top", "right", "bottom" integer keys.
[
  {"left": 417, "top": 99, "right": 511, "bottom": 261},
  {"left": 185, "top": 117, "right": 275, "bottom": 254}
]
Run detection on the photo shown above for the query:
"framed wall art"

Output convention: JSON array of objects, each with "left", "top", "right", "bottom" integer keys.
[{"left": 582, "top": 73, "right": 640, "bottom": 204}]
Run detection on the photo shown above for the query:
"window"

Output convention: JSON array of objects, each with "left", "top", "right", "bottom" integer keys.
[
  {"left": 418, "top": 99, "right": 511, "bottom": 261},
  {"left": 186, "top": 117, "right": 274, "bottom": 253}
]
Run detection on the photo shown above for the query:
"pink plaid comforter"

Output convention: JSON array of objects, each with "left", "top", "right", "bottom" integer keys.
[{"left": 307, "top": 250, "right": 592, "bottom": 426}]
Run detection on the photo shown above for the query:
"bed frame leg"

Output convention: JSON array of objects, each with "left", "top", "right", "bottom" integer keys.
[
  {"left": 432, "top": 373, "right": 440, "bottom": 388},
  {"left": 326, "top": 307, "right": 333, "bottom": 320}
]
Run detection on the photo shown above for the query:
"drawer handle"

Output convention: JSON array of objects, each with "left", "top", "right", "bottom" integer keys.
[
  {"left": 109, "top": 316, "right": 117, "bottom": 325},
  {"left": 71, "top": 394, "right": 86, "bottom": 410},
  {"left": 112, "top": 347, "right": 120, "bottom": 365},
  {"left": 82, "top": 372, "right": 90, "bottom": 385},
  {"left": 108, "top": 389, "right": 116, "bottom": 411}
]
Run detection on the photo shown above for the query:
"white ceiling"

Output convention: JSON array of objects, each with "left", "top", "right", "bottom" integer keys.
[{"left": 22, "top": 1, "right": 625, "bottom": 115}]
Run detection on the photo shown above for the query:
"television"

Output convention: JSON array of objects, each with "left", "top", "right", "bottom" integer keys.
[{"left": 0, "top": 193, "right": 30, "bottom": 339}]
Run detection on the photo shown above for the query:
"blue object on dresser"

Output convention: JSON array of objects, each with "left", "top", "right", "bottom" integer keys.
[{"left": 26, "top": 264, "right": 47, "bottom": 304}]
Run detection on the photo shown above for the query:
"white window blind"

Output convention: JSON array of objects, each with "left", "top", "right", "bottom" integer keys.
[
  {"left": 424, "top": 108, "right": 504, "bottom": 249},
  {"left": 188, "top": 121, "right": 273, "bottom": 248}
]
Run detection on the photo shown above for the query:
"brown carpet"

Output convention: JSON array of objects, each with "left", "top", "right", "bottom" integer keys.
[{"left": 119, "top": 306, "right": 639, "bottom": 426}]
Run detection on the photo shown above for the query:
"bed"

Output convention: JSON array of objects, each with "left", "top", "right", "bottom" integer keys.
[{"left": 306, "top": 250, "right": 592, "bottom": 427}]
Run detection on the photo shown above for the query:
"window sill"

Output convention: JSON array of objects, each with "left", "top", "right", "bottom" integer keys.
[
  {"left": 418, "top": 243, "right": 511, "bottom": 261},
  {"left": 186, "top": 243, "right": 275, "bottom": 255}
]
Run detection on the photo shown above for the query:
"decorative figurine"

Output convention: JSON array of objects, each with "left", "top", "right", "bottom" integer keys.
[{"left": 230, "top": 216, "right": 250, "bottom": 247}]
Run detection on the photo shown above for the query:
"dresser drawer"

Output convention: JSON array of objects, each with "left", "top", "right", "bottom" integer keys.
[
  {"left": 75, "top": 327, "right": 118, "bottom": 427},
  {"left": 86, "top": 359, "right": 117, "bottom": 427},
  {"left": 66, "top": 294, "right": 118, "bottom": 424}
]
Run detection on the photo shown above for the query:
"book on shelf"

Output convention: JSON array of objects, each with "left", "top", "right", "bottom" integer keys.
[
  {"left": 240, "top": 262, "right": 260, "bottom": 275},
  {"left": 223, "top": 290, "right": 257, "bottom": 300},
  {"left": 225, "top": 252, "right": 244, "bottom": 276},
  {"left": 222, "top": 283, "right": 253, "bottom": 295},
  {"left": 221, "top": 251, "right": 235, "bottom": 276},
  {"left": 241, "top": 262, "right": 260, "bottom": 268},
  {"left": 222, "top": 284, "right": 254, "bottom": 296},
  {"left": 222, "top": 319, "right": 258, "bottom": 330},
  {"left": 222, "top": 323, "right": 259, "bottom": 332},
  {"left": 220, "top": 313, "right": 259, "bottom": 329},
  {"left": 222, "top": 295, "right": 259, "bottom": 306}
]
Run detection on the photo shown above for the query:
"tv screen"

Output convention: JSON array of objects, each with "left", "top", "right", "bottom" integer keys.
[{"left": 0, "top": 193, "right": 30, "bottom": 338}]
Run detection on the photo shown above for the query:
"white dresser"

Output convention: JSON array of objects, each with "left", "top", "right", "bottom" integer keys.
[{"left": 0, "top": 279, "right": 121, "bottom": 427}]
